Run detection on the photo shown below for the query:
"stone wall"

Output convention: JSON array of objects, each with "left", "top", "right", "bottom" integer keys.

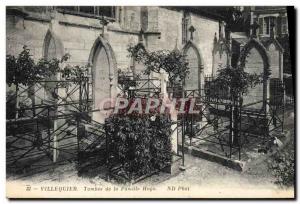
[
  {"left": 7, "top": 6, "right": 221, "bottom": 78},
  {"left": 6, "top": 6, "right": 222, "bottom": 121},
  {"left": 190, "top": 14, "right": 219, "bottom": 76},
  {"left": 6, "top": 8, "right": 141, "bottom": 70}
]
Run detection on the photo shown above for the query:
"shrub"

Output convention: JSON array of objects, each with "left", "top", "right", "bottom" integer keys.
[
  {"left": 104, "top": 114, "right": 172, "bottom": 181},
  {"left": 268, "top": 140, "right": 295, "bottom": 187}
]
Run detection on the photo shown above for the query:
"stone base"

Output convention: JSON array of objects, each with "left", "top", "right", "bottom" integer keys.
[
  {"left": 179, "top": 165, "right": 186, "bottom": 171},
  {"left": 178, "top": 145, "right": 245, "bottom": 171},
  {"left": 178, "top": 129, "right": 292, "bottom": 172},
  {"left": 190, "top": 147, "right": 245, "bottom": 171},
  {"left": 161, "top": 155, "right": 183, "bottom": 175}
]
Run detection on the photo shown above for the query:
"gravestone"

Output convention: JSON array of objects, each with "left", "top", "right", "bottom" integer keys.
[
  {"left": 267, "top": 43, "right": 282, "bottom": 79},
  {"left": 213, "top": 42, "right": 229, "bottom": 76},
  {"left": 185, "top": 47, "right": 200, "bottom": 91},
  {"left": 39, "top": 30, "right": 67, "bottom": 162},
  {"left": 133, "top": 60, "right": 148, "bottom": 79},
  {"left": 35, "top": 32, "right": 58, "bottom": 106},
  {"left": 243, "top": 47, "right": 265, "bottom": 109},
  {"left": 92, "top": 46, "right": 112, "bottom": 123},
  {"left": 133, "top": 60, "right": 160, "bottom": 97},
  {"left": 159, "top": 70, "right": 178, "bottom": 153},
  {"left": 43, "top": 35, "right": 57, "bottom": 103},
  {"left": 267, "top": 42, "right": 284, "bottom": 107}
]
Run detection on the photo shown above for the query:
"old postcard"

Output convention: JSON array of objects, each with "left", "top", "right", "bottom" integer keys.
[{"left": 6, "top": 6, "right": 295, "bottom": 199}]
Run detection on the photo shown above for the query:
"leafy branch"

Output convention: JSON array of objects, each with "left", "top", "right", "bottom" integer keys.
[
  {"left": 214, "top": 65, "right": 263, "bottom": 100},
  {"left": 6, "top": 46, "right": 90, "bottom": 88},
  {"left": 127, "top": 43, "right": 189, "bottom": 86}
]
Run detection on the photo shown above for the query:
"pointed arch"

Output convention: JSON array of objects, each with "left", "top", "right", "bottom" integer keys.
[
  {"left": 238, "top": 38, "right": 271, "bottom": 110},
  {"left": 88, "top": 36, "right": 117, "bottom": 70},
  {"left": 43, "top": 29, "right": 64, "bottom": 59},
  {"left": 88, "top": 36, "right": 117, "bottom": 119},
  {"left": 182, "top": 40, "right": 204, "bottom": 65},
  {"left": 42, "top": 29, "right": 64, "bottom": 101},
  {"left": 182, "top": 40, "right": 204, "bottom": 91},
  {"left": 239, "top": 38, "right": 270, "bottom": 74},
  {"left": 213, "top": 38, "right": 231, "bottom": 56},
  {"left": 264, "top": 38, "right": 284, "bottom": 53},
  {"left": 40, "top": 29, "right": 65, "bottom": 128},
  {"left": 265, "top": 39, "right": 284, "bottom": 80},
  {"left": 212, "top": 38, "right": 231, "bottom": 75},
  {"left": 130, "top": 42, "right": 148, "bottom": 78}
]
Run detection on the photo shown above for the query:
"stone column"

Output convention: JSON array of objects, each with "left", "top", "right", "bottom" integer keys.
[
  {"left": 159, "top": 69, "right": 168, "bottom": 100},
  {"left": 49, "top": 13, "right": 62, "bottom": 162},
  {"left": 159, "top": 70, "right": 178, "bottom": 153}
]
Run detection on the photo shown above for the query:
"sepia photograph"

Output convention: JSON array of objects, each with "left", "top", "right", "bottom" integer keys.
[{"left": 5, "top": 5, "right": 295, "bottom": 199}]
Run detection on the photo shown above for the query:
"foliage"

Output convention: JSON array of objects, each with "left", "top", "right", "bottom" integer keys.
[
  {"left": 214, "top": 65, "right": 262, "bottom": 99},
  {"left": 204, "top": 7, "right": 250, "bottom": 34},
  {"left": 268, "top": 140, "right": 295, "bottom": 187},
  {"left": 61, "top": 64, "right": 89, "bottom": 81},
  {"left": 105, "top": 114, "right": 172, "bottom": 180},
  {"left": 6, "top": 46, "right": 63, "bottom": 87},
  {"left": 214, "top": 65, "right": 263, "bottom": 145},
  {"left": 117, "top": 69, "right": 140, "bottom": 93},
  {"left": 127, "top": 43, "right": 189, "bottom": 85},
  {"left": 6, "top": 46, "right": 89, "bottom": 88},
  {"left": 6, "top": 46, "right": 90, "bottom": 119},
  {"left": 221, "top": 7, "right": 249, "bottom": 33}
]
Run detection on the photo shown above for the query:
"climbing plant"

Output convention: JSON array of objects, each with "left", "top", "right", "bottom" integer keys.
[
  {"left": 214, "top": 64, "right": 263, "bottom": 145},
  {"left": 6, "top": 46, "right": 90, "bottom": 119},
  {"left": 127, "top": 43, "right": 189, "bottom": 86},
  {"left": 117, "top": 69, "right": 140, "bottom": 94},
  {"left": 6, "top": 46, "right": 89, "bottom": 88},
  {"left": 214, "top": 64, "right": 263, "bottom": 100},
  {"left": 6, "top": 46, "right": 65, "bottom": 87}
]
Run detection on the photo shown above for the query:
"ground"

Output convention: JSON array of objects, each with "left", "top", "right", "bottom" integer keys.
[
  {"left": 7, "top": 153, "right": 292, "bottom": 198},
  {"left": 5, "top": 153, "right": 282, "bottom": 189}
]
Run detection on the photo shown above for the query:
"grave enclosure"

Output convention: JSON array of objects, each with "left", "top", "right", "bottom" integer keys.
[{"left": 6, "top": 7, "right": 287, "bottom": 182}]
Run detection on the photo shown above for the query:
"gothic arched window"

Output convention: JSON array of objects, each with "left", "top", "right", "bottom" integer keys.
[{"left": 182, "top": 11, "right": 191, "bottom": 44}]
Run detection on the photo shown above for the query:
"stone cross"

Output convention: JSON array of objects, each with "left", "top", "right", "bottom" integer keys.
[
  {"left": 139, "top": 28, "right": 145, "bottom": 43},
  {"left": 250, "top": 21, "right": 260, "bottom": 38},
  {"left": 100, "top": 16, "right": 109, "bottom": 37},
  {"left": 189, "top": 25, "right": 196, "bottom": 41}
]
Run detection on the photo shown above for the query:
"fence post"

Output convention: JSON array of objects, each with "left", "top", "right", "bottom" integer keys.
[
  {"left": 15, "top": 83, "right": 19, "bottom": 119},
  {"left": 53, "top": 117, "right": 58, "bottom": 162}
]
